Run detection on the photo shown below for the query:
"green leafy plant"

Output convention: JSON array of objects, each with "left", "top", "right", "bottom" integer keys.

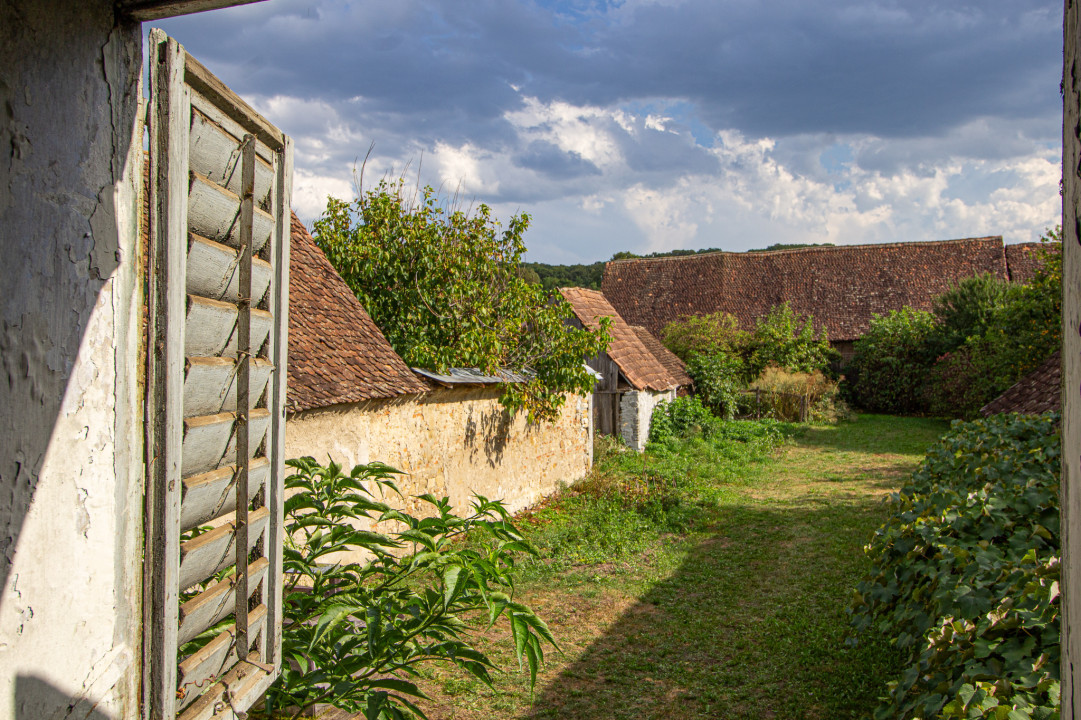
[
  {"left": 660, "top": 311, "right": 749, "bottom": 363},
  {"left": 313, "top": 178, "right": 608, "bottom": 422},
  {"left": 846, "top": 307, "right": 938, "bottom": 415},
  {"left": 923, "top": 229, "right": 1062, "bottom": 418},
  {"left": 746, "top": 302, "right": 836, "bottom": 378},
  {"left": 686, "top": 351, "right": 745, "bottom": 419},
  {"left": 261, "top": 457, "right": 558, "bottom": 719},
  {"left": 929, "top": 272, "right": 1017, "bottom": 357},
  {"left": 849, "top": 413, "right": 1061, "bottom": 720},
  {"left": 647, "top": 395, "right": 717, "bottom": 444}
]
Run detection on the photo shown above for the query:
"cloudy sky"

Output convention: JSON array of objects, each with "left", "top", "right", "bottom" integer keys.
[{"left": 157, "top": 0, "right": 1062, "bottom": 263}]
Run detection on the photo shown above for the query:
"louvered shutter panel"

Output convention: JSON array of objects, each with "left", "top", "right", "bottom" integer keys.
[{"left": 144, "top": 29, "right": 292, "bottom": 720}]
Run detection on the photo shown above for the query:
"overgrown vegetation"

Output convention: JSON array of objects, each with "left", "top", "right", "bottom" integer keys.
[
  {"left": 850, "top": 413, "right": 1061, "bottom": 720},
  {"left": 661, "top": 303, "right": 841, "bottom": 422},
  {"left": 413, "top": 414, "right": 948, "bottom": 719},
  {"left": 845, "top": 230, "right": 1061, "bottom": 417},
  {"left": 260, "top": 458, "right": 557, "bottom": 719},
  {"left": 314, "top": 179, "right": 608, "bottom": 421},
  {"left": 845, "top": 307, "right": 939, "bottom": 414}
]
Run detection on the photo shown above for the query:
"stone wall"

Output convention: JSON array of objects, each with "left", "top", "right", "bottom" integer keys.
[
  {"left": 285, "top": 389, "right": 592, "bottom": 521},
  {"left": 619, "top": 388, "right": 676, "bottom": 451}
]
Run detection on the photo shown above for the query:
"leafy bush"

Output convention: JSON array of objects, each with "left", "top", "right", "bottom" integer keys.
[
  {"left": 929, "top": 273, "right": 1017, "bottom": 357},
  {"left": 314, "top": 179, "right": 608, "bottom": 422},
  {"left": 746, "top": 366, "right": 850, "bottom": 422},
  {"left": 746, "top": 302, "right": 836, "bottom": 378},
  {"left": 846, "top": 307, "right": 938, "bottom": 414},
  {"left": 686, "top": 352, "right": 745, "bottom": 419},
  {"left": 648, "top": 395, "right": 717, "bottom": 443},
  {"left": 849, "top": 413, "right": 1060, "bottom": 720},
  {"left": 262, "top": 458, "right": 557, "bottom": 719},
  {"left": 661, "top": 312, "right": 749, "bottom": 363}
]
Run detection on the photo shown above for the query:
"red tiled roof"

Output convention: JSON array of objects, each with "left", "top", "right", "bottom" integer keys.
[
  {"left": 980, "top": 350, "right": 1061, "bottom": 417},
  {"left": 601, "top": 237, "right": 1010, "bottom": 341},
  {"left": 1005, "top": 242, "right": 1054, "bottom": 285},
  {"left": 630, "top": 326, "right": 692, "bottom": 388},
  {"left": 558, "top": 287, "right": 681, "bottom": 391},
  {"left": 287, "top": 213, "right": 429, "bottom": 412}
]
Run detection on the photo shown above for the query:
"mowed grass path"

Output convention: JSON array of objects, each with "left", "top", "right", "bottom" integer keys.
[{"left": 415, "top": 415, "right": 949, "bottom": 720}]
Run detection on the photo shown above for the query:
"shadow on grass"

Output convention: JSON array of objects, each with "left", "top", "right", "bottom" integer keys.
[{"left": 522, "top": 498, "right": 901, "bottom": 720}]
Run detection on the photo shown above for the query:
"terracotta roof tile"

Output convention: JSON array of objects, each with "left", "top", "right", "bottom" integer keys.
[
  {"left": 287, "top": 213, "right": 428, "bottom": 411},
  {"left": 558, "top": 287, "right": 681, "bottom": 391},
  {"left": 980, "top": 350, "right": 1061, "bottom": 417},
  {"left": 1005, "top": 242, "right": 1053, "bottom": 285},
  {"left": 601, "top": 237, "right": 1011, "bottom": 341},
  {"left": 630, "top": 326, "right": 692, "bottom": 388}
]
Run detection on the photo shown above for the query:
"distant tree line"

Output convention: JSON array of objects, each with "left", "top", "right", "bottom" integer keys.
[{"left": 521, "top": 243, "right": 834, "bottom": 290}]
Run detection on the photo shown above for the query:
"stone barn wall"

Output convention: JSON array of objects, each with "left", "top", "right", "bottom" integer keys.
[{"left": 285, "top": 388, "right": 592, "bottom": 522}]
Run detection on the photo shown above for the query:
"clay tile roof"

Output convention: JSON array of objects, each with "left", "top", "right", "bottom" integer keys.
[
  {"left": 980, "top": 350, "right": 1061, "bottom": 417},
  {"left": 287, "top": 213, "right": 429, "bottom": 412},
  {"left": 601, "top": 237, "right": 1010, "bottom": 342},
  {"left": 1005, "top": 242, "right": 1053, "bottom": 285},
  {"left": 630, "top": 326, "right": 692, "bottom": 388},
  {"left": 558, "top": 287, "right": 681, "bottom": 391}
]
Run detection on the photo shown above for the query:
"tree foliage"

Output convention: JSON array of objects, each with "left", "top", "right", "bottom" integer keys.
[
  {"left": 746, "top": 302, "right": 835, "bottom": 378},
  {"left": 314, "top": 179, "right": 608, "bottom": 422},
  {"left": 929, "top": 272, "right": 1017, "bottom": 357},
  {"left": 261, "top": 458, "right": 558, "bottom": 720},
  {"left": 660, "top": 312, "right": 748, "bottom": 363},
  {"left": 846, "top": 307, "right": 938, "bottom": 414}
]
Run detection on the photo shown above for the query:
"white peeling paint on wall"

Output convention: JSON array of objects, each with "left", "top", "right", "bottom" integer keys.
[
  {"left": 619, "top": 389, "right": 676, "bottom": 452},
  {"left": 0, "top": 2, "right": 145, "bottom": 718}
]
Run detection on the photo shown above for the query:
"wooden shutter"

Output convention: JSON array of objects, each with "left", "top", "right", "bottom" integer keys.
[{"left": 144, "top": 29, "right": 292, "bottom": 720}]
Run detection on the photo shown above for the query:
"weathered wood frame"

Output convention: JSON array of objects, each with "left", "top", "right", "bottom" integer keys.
[{"left": 144, "top": 29, "right": 292, "bottom": 720}]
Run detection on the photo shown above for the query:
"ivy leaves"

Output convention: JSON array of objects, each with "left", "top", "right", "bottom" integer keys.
[{"left": 849, "top": 413, "right": 1061, "bottom": 720}]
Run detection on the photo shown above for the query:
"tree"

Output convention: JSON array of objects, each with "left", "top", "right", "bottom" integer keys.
[
  {"left": 929, "top": 272, "right": 1016, "bottom": 356},
  {"left": 746, "top": 303, "right": 835, "bottom": 378},
  {"left": 661, "top": 311, "right": 749, "bottom": 363},
  {"left": 846, "top": 307, "right": 938, "bottom": 414},
  {"left": 313, "top": 178, "right": 608, "bottom": 422}
]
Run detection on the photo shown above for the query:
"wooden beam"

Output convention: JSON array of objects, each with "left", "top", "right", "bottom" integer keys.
[
  {"left": 121, "top": 0, "right": 266, "bottom": 22},
  {"left": 1062, "top": 0, "right": 1080, "bottom": 715}
]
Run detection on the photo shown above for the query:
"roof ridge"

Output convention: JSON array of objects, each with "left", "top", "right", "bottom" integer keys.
[{"left": 606, "top": 236, "right": 1005, "bottom": 265}]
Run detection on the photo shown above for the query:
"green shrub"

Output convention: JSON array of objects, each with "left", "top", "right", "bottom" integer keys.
[
  {"left": 849, "top": 413, "right": 1060, "bottom": 720},
  {"left": 660, "top": 311, "right": 749, "bottom": 363},
  {"left": 923, "top": 230, "right": 1062, "bottom": 419},
  {"left": 846, "top": 307, "right": 938, "bottom": 414},
  {"left": 746, "top": 302, "right": 836, "bottom": 378},
  {"left": 648, "top": 395, "right": 717, "bottom": 443},
  {"left": 261, "top": 458, "right": 556, "bottom": 719},
  {"left": 686, "top": 352, "right": 745, "bottom": 419},
  {"left": 929, "top": 273, "right": 1017, "bottom": 357}
]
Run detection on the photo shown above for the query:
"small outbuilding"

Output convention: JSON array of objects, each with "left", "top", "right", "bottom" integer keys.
[{"left": 559, "top": 287, "right": 687, "bottom": 451}]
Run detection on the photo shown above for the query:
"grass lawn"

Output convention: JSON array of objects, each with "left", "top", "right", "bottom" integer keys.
[{"left": 413, "top": 413, "right": 949, "bottom": 720}]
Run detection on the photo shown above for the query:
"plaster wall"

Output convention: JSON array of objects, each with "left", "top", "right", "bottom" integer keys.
[
  {"left": 619, "top": 389, "right": 676, "bottom": 452},
  {"left": 0, "top": 3, "right": 144, "bottom": 719},
  {"left": 285, "top": 389, "right": 592, "bottom": 522}
]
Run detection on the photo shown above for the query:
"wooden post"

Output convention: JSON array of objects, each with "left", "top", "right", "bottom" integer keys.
[
  {"left": 1062, "top": 1, "right": 1080, "bottom": 714},
  {"left": 235, "top": 134, "right": 255, "bottom": 660}
]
